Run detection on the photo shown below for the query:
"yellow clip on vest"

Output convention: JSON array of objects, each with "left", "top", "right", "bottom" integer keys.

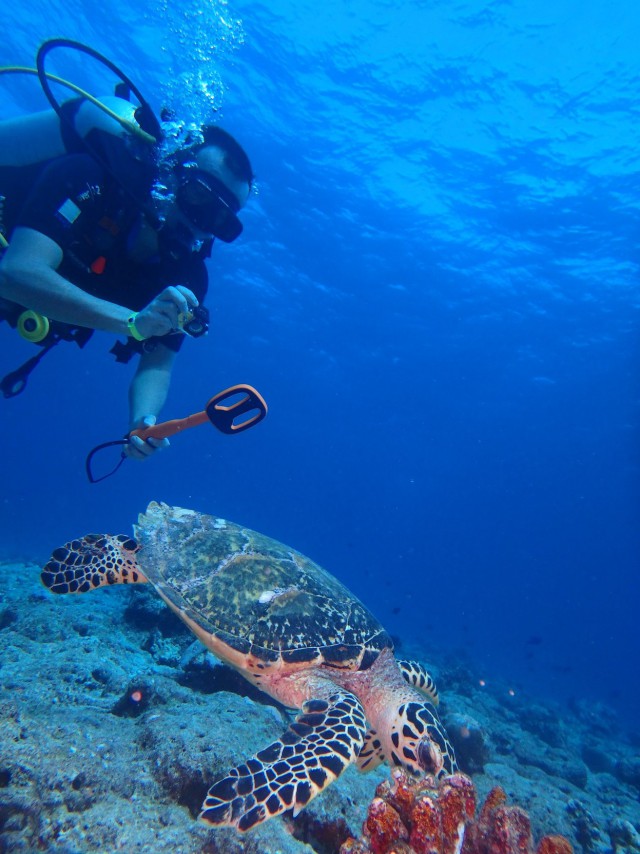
[{"left": 17, "top": 310, "right": 50, "bottom": 343}]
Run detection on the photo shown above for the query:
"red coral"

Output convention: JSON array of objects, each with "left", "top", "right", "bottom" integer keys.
[
  {"left": 365, "top": 797, "right": 409, "bottom": 854},
  {"left": 386, "top": 768, "right": 418, "bottom": 823},
  {"left": 440, "top": 775, "right": 476, "bottom": 854},
  {"left": 466, "top": 803, "right": 532, "bottom": 854},
  {"left": 409, "top": 794, "right": 443, "bottom": 854},
  {"left": 536, "top": 836, "right": 574, "bottom": 854},
  {"left": 478, "top": 787, "right": 508, "bottom": 821},
  {"left": 340, "top": 773, "right": 573, "bottom": 854}
]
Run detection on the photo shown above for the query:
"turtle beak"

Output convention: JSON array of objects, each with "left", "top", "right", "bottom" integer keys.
[{"left": 417, "top": 737, "right": 445, "bottom": 775}]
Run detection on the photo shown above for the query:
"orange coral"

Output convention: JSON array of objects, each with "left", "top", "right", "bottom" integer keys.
[{"left": 340, "top": 772, "right": 573, "bottom": 854}]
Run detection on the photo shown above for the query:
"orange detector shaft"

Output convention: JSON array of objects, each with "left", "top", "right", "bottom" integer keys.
[
  {"left": 129, "top": 384, "right": 268, "bottom": 440},
  {"left": 130, "top": 409, "right": 209, "bottom": 440}
]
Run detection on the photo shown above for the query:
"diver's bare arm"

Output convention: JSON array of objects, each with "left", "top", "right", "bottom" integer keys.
[
  {"left": 0, "top": 227, "right": 133, "bottom": 334},
  {"left": 128, "top": 344, "right": 177, "bottom": 427}
]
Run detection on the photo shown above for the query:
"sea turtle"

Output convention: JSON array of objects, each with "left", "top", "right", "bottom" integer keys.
[{"left": 41, "top": 501, "right": 457, "bottom": 831}]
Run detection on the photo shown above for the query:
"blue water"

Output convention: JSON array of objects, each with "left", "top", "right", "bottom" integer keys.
[{"left": 1, "top": 1, "right": 638, "bottom": 730}]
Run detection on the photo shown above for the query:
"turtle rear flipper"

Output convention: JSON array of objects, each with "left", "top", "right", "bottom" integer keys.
[
  {"left": 41, "top": 534, "right": 146, "bottom": 594},
  {"left": 200, "top": 691, "right": 368, "bottom": 831}
]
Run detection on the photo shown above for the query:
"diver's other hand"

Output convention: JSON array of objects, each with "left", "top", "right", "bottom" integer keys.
[
  {"left": 133, "top": 286, "right": 198, "bottom": 338},
  {"left": 125, "top": 415, "right": 170, "bottom": 461}
]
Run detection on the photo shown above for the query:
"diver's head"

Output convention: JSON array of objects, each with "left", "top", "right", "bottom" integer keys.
[{"left": 171, "top": 126, "right": 253, "bottom": 244}]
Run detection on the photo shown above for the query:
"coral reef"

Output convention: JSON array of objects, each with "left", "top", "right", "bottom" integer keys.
[
  {"left": 1, "top": 563, "right": 639, "bottom": 852},
  {"left": 340, "top": 770, "right": 573, "bottom": 854},
  {"left": 607, "top": 819, "right": 640, "bottom": 854},
  {"left": 444, "top": 713, "right": 490, "bottom": 773},
  {"left": 614, "top": 757, "right": 640, "bottom": 789},
  {"left": 566, "top": 800, "right": 604, "bottom": 852}
]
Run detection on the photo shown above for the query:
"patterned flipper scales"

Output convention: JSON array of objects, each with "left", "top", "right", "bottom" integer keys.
[
  {"left": 357, "top": 670, "right": 452, "bottom": 774},
  {"left": 397, "top": 659, "right": 440, "bottom": 705},
  {"left": 356, "top": 729, "right": 385, "bottom": 772},
  {"left": 40, "top": 534, "right": 146, "bottom": 594},
  {"left": 200, "top": 691, "right": 368, "bottom": 831},
  {"left": 391, "top": 701, "right": 458, "bottom": 777}
]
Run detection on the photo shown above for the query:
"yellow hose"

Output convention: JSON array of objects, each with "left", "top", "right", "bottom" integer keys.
[{"left": 0, "top": 66, "right": 157, "bottom": 144}]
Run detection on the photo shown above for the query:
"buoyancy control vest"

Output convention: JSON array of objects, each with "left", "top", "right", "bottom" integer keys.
[{"left": 0, "top": 39, "right": 163, "bottom": 397}]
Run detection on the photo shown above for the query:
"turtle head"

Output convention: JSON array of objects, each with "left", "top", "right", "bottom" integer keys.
[{"left": 391, "top": 701, "right": 458, "bottom": 777}]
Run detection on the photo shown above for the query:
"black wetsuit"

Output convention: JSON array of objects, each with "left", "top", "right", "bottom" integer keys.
[{"left": 0, "top": 148, "right": 210, "bottom": 356}]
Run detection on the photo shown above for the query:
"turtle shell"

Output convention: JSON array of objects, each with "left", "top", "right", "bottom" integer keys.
[{"left": 134, "top": 502, "right": 392, "bottom": 669}]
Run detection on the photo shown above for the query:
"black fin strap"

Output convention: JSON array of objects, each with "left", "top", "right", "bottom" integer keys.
[{"left": 0, "top": 340, "right": 59, "bottom": 398}]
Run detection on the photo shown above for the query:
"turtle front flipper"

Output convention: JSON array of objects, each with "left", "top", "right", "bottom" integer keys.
[
  {"left": 200, "top": 691, "right": 368, "bottom": 831},
  {"left": 397, "top": 659, "right": 440, "bottom": 705},
  {"left": 41, "top": 534, "right": 146, "bottom": 594}
]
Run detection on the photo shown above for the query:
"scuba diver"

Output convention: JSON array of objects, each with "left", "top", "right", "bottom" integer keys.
[{"left": 0, "top": 41, "right": 254, "bottom": 463}]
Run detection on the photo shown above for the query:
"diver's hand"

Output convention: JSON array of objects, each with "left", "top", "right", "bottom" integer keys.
[
  {"left": 125, "top": 415, "right": 170, "bottom": 461},
  {"left": 133, "top": 286, "right": 198, "bottom": 338}
]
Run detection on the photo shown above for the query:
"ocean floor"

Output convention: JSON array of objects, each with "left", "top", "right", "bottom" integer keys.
[{"left": 1, "top": 557, "right": 639, "bottom": 854}]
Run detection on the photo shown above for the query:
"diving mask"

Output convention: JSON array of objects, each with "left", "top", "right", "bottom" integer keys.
[{"left": 176, "top": 168, "right": 243, "bottom": 243}]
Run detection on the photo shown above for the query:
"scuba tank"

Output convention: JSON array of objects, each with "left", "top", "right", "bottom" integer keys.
[
  {"left": 0, "top": 109, "right": 65, "bottom": 167},
  {"left": 0, "top": 36, "right": 161, "bottom": 170},
  {"left": 0, "top": 95, "right": 145, "bottom": 168}
]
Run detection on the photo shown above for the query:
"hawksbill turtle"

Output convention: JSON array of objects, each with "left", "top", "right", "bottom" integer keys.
[{"left": 41, "top": 501, "right": 457, "bottom": 831}]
